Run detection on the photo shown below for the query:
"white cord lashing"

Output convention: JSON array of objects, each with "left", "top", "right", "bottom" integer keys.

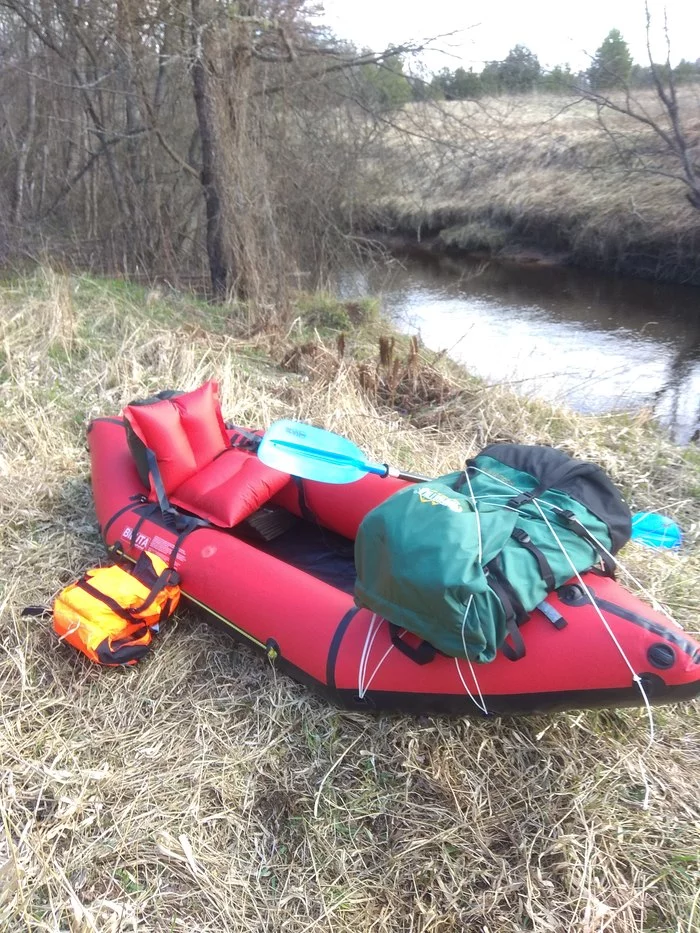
[
  {"left": 470, "top": 465, "right": 677, "bottom": 623},
  {"left": 531, "top": 498, "right": 655, "bottom": 808},
  {"left": 357, "top": 612, "right": 382, "bottom": 700},
  {"left": 461, "top": 469, "right": 483, "bottom": 565},
  {"left": 360, "top": 640, "right": 395, "bottom": 698},
  {"left": 531, "top": 501, "right": 655, "bottom": 733},
  {"left": 457, "top": 590, "right": 489, "bottom": 715},
  {"left": 456, "top": 469, "right": 490, "bottom": 714}
]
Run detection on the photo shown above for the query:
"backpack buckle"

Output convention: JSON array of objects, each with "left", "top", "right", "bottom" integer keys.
[
  {"left": 508, "top": 493, "right": 534, "bottom": 510},
  {"left": 553, "top": 507, "right": 578, "bottom": 527},
  {"left": 511, "top": 528, "right": 531, "bottom": 544}
]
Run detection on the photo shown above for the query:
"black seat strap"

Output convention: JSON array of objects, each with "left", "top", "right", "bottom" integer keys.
[
  {"left": 144, "top": 448, "right": 208, "bottom": 535},
  {"left": 101, "top": 494, "right": 148, "bottom": 543},
  {"left": 167, "top": 515, "right": 208, "bottom": 569},
  {"left": 227, "top": 425, "right": 262, "bottom": 450},
  {"left": 293, "top": 476, "right": 317, "bottom": 523},
  {"left": 145, "top": 449, "right": 180, "bottom": 523},
  {"left": 129, "top": 503, "right": 161, "bottom": 552}
]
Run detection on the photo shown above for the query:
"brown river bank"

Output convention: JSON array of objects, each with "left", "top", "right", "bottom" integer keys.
[{"left": 360, "top": 94, "right": 700, "bottom": 287}]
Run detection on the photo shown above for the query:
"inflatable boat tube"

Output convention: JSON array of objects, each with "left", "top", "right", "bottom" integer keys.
[{"left": 87, "top": 417, "right": 700, "bottom": 716}]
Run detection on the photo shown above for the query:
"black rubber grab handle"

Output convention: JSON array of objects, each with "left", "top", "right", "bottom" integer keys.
[{"left": 389, "top": 623, "right": 437, "bottom": 665}]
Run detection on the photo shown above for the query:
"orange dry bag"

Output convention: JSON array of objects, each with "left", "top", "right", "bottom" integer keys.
[{"left": 52, "top": 551, "right": 180, "bottom": 666}]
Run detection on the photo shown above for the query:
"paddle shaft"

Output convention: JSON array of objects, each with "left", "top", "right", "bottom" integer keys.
[{"left": 262, "top": 435, "right": 429, "bottom": 483}]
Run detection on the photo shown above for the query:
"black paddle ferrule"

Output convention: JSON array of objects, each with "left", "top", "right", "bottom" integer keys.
[
  {"left": 398, "top": 469, "right": 431, "bottom": 483},
  {"left": 386, "top": 465, "right": 430, "bottom": 482}
]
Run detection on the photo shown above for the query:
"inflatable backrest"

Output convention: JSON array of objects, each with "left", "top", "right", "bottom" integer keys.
[{"left": 124, "top": 381, "right": 228, "bottom": 492}]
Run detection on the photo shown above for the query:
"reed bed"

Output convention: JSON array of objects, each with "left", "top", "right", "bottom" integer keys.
[{"left": 0, "top": 270, "right": 698, "bottom": 932}]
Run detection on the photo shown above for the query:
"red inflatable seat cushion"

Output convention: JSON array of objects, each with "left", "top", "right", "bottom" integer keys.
[
  {"left": 124, "top": 381, "right": 229, "bottom": 492},
  {"left": 171, "top": 449, "right": 291, "bottom": 527}
]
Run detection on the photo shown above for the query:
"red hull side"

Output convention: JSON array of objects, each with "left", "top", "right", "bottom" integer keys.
[{"left": 88, "top": 418, "right": 700, "bottom": 715}]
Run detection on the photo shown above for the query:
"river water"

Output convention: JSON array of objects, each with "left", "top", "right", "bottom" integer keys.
[{"left": 339, "top": 251, "right": 700, "bottom": 444}]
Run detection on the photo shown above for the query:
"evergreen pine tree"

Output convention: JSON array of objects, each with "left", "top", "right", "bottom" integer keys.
[{"left": 588, "top": 29, "right": 633, "bottom": 88}]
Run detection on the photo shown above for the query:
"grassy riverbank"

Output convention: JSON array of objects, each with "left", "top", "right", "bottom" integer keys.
[
  {"left": 359, "top": 91, "right": 700, "bottom": 285},
  {"left": 1, "top": 270, "right": 699, "bottom": 931}
]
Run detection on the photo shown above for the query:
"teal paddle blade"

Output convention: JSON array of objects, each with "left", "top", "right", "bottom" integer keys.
[
  {"left": 258, "top": 420, "right": 386, "bottom": 484},
  {"left": 631, "top": 511, "right": 682, "bottom": 549}
]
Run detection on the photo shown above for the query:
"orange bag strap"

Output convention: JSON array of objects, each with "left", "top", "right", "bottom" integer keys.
[
  {"left": 76, "top": 566, "right": 180, "bottom": 624},
  {"left": 129, "top": 566, "right": 180, "bottom": 614}
]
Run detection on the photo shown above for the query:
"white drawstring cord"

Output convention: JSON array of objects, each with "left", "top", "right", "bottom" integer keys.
[
  {"left": 361, "top": 641, "right": 395, "bottom": 697},
  {"left": 358, "top": 608, "right": 489, "bottom": 711},
  {"left": 458, "top": 468, "right": 489, "bottom": 713},
  {"left": 461, "top": 470, "right": 483, "bottom": 565},
  {"left": 56, "top": 619, "right": 81, "bottom": 642},
  {"left": 358, "top": 613, "right": 382, "bottom": 699},
  {"left": 530, "top": 501, "right": 655, "bottom": 733},
  {"left": 531, "top": 498, "right": 655, "bottom": 807},
  {"left": 457, "top": 593, "right": 488, "bottom": 714}
]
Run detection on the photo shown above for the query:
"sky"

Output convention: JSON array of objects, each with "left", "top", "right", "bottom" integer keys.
[{"left": 317, "top": 0, "right": 700, "bottom": 73}]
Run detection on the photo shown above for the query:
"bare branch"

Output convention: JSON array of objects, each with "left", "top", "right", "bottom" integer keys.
[{"left": 576, "top": 5, "right": 700, "bottom": 210}]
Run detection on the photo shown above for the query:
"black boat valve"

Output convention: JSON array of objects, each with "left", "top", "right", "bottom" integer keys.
[{"left": 647, "top": 643, "right": 675, "bottom": 670}]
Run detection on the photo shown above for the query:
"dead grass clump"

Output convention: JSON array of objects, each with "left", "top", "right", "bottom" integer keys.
[
  {"left": 0, "top": 270, "right": 699, "bottom": 932},
  {"left": 361, "top": 335, "right": 460, "bottom": 416},
  {"left": 281, "top": 332, "right": 487, "bottom": 433}
]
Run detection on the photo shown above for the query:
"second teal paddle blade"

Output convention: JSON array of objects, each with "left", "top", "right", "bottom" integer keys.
[
  {"left": 631, "top": 511, "right": 682, "bottom": 549},
  {"left": 258, "top": 419, "right": 385, "bottom": 484}
]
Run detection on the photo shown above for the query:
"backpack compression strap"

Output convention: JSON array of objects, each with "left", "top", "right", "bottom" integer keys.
[
  {"left": 485, "top": 559, "right": 529, "bottom": 661},
  {"left": 550, "top": 507, "right": 617, "bottom": 577},
  {"left": 510, "top": 529, "right": 556, "bottom": 590}
]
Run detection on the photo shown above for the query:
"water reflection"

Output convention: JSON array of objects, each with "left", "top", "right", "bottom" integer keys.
[
  {"left": 653, "top": 339, "right": 700, "bottom": 442},
  {"left": 338, "top": 252, "right": 700, "bottom": 443}
]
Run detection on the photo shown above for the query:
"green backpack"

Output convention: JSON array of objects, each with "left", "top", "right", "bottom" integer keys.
[{"left": 354, "top": 444, "right": 631, "bottom": 662}]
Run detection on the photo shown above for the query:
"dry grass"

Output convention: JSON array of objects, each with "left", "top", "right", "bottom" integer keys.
[
  {"left": 359, "top": 90, "right": 700, "bottom": 284},
  {"left": 1, "top": 269, "right": 699, "bottom": 932}
]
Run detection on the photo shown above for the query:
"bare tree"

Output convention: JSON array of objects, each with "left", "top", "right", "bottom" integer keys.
[
  {"left": 0, "top": 0, "right": 436, "bottom": 310},
  {"left": 185, "top": 0, "right": 429, "bottom": 303},
  {"left": 578, "top": 4, "right": 700, "bottom": 211}
]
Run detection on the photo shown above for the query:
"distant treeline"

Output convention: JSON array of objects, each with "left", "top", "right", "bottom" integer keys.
[{"left": 369, "top": 30, "right": 700, "bottom": 104}]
